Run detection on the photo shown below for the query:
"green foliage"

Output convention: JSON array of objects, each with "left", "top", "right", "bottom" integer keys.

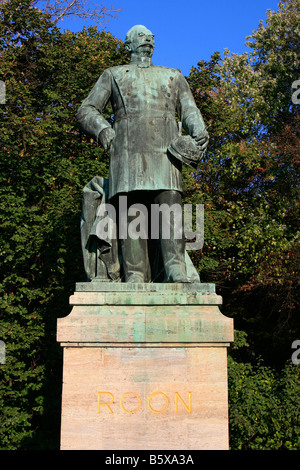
[
  {"left": 245, "top": 0, "right": 300, "bottom": 131},
  {"left": 228, "top": 335, "right": 300, "bottom": 450}
]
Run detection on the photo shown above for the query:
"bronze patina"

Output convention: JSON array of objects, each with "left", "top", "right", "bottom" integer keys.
[{"left": 77, "top": 25, "right": 209, "bottom": 283}]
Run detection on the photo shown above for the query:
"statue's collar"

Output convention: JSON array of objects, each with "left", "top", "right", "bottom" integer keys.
[{"left": 130, "top": 56, "right": 153, "bottom": 68}]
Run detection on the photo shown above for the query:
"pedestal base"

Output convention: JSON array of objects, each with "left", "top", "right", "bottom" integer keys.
[{"left": 57, "top": 282, "right": 234, "bottom": 450}]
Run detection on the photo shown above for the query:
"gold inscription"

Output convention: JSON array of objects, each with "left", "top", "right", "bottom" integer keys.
[
  {"left": 147, "top": 392, "right": 169, "bottom": 414},
  {"left": 97, "top": 392, "right": 114, "bottom": 414},
  {"left": 97, "top": 392, "right": 192, "bottom": 414},
  {"left": 175, "top": 391, "right": 192, "bottom": 413},
  {"left": 120, "top": 392, "right": 142, "bottom": 414}
]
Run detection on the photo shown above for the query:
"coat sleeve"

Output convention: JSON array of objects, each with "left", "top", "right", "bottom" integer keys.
[
  {"left": 76, "top": 70, "right": 113, "bottom": 142},
  {"left": 175, "top": 72, "right": 207, "bottom": 139}
]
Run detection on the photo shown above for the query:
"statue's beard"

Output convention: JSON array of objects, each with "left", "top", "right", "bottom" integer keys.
[{"left": 137, "top": 45, "right": 153, "bottom": 57}]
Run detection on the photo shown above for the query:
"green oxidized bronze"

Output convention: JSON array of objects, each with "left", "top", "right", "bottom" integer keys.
[{"left": 77, "top": 25, "right": 209, "bottom": 284}]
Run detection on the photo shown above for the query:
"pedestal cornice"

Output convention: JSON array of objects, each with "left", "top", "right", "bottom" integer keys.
[{"left": 57, "top": 282, "right": 234, "bottom": 347}]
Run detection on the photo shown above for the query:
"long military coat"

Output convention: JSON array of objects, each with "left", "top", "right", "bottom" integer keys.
[{"left": 76, "top": 62, "right": 206, "bottom": 199}]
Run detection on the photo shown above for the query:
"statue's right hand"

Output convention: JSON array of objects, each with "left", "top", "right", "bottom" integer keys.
[
  {"left": 98, "top": 127, "right": 115, "bottom": 151},
  {"left": 194, "top": 129, "right": 209, "bottom": 153}
]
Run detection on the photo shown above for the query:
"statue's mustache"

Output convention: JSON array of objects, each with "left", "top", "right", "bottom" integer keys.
[{"left": 138, "top": 43, "right": 154, "bottom": 49}]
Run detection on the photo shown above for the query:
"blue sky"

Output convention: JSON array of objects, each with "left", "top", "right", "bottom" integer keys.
[{"left": 56, "top": 0, "right": 281, "bottom": 76}]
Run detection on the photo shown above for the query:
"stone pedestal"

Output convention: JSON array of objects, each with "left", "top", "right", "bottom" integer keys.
[{"left": 57, "top": 282, "right": 234, "bottom": 450}]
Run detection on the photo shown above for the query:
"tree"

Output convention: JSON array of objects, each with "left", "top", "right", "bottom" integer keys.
[{"left": 0, "top": 0, "right": 121, "bottom": 26}]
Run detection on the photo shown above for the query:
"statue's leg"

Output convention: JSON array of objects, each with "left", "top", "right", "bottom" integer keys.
[
  {"left": 116, "top": 192, "right": 150, "bottom": 283},
  {"left": 120, "top": 237, "right": 148, "bottom": 282},
  {"left": 154, "top": 190, "right": 190, "bottom": 283}
]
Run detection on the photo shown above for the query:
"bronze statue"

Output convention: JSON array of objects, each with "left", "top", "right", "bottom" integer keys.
[{"left": 77, "top": 25, "right": 209, "bottom": 283}]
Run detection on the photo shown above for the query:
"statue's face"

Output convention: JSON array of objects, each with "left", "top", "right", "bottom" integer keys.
[{"left": 127, "top": 25, "right": 155, "bottom": 57}]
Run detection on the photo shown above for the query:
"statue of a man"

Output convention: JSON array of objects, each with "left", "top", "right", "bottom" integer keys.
[{"left": 77, "top": 25, "right": 209, "bottom": 283}]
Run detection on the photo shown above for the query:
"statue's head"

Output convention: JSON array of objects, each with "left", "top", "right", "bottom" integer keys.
[{"left": 125, "top": 25, "right": 155, "bottom": 58}]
